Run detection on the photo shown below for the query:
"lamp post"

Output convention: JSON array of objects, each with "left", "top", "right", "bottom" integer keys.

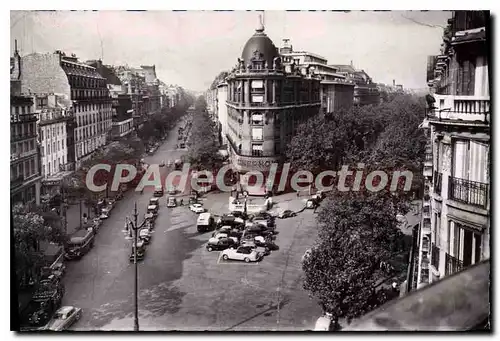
[{"left": 126, "top": 202, "right": 144, "bottom": 331}]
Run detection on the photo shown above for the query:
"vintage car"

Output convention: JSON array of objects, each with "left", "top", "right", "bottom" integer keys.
[
  {"left": 139, "top": 228, "right": 152, "bottom": 244},
  {"left": 240, "top": 240, "right": 271, "bottom": 256},
  {"left": 100, "top": 208, "right": 111, "bottom": 219},
  {"left": 278, "top": 210, "right": 297, "bottom": 219},
  {"left": 216, "top": 214, "right": 245, "bottom": 228},
  {"left": 144, "top": 213, "right": 155, "bottom": 222},
  {"left": 167, "top": 197, "right": 177, "bottom": 208},
  {"left": 221, "top": 246, "right": 263, "bottom": 263},
  {"left": 44, "top": 306, "right": 82, "bottom": 331},
  {"left": 147, "top": 205, "right": 159, "bottom": 217},
  {"left": 206, "top": 237, "right": 236, "bottom": 252},
  {"left": 196, "top": 212, "right": 215, "bottom": 233},
  {"left": 154, "top": 186, "right": 164, "bottom": 197},
  {"left": 129, "top": 240, "right": 146, "bottom": 262},
  {"left": 149, "top": 197, "right": 160, "bottom": 209},
  {"left": 189, "top": 203, "right": 205, "bottom": 214}
]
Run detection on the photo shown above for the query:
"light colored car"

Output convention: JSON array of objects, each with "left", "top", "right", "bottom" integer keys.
[
  {"left": 100, "top": 208, "right": 110, "bottom": 219},
  {"left": 45, "top": 306, "right": 82, "bottom": 331},
  {"left": 221, "top": 246, "right": 263, "bottom": 263},
  {"left": 190, "top": 203, "right": 205, "bottom": 213},
  {"left": 159, "top": 160, "right": 166, "bottom": 167}
]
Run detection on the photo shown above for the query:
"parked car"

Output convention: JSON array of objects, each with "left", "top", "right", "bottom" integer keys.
[
  {"left": 216, "top": 214, "right": 245, "bottom": 228},
  {"left": 240, "top": 240, "right": 270, "bottom": 256},
  {"left": 168, "top": 186, "right": 177, "bottom": 195},
  {"left": 179, "top": 142, "right": 186, "bottom": 149},
  {"left": 154, "top": 186, "right": 164, "bottom": 197},
  {"left": 139, "top": 228, "right": 152, "bottom": 244},
  {"left": 189, "top": 203, "right": 205, "bottom": 214},
  {"left": 197, "top": 212, "right": 215, "bottom": 233},
  {"left": 44, "top": 306, "right": 82, "bottom": 331},
  {"left": 278, "top": 210, "right": 297, "bottom": 219},
  {"left": 206, "top": 237, "right": 236, "bottom": 252},
  {"left": 167, "top": 196, "right": 177, "bottom": 208},
  {"left": 100, "top": 208, "right": 110, "bottom": 219},
  {"left": 221, "top": 246, "right": 263, "bottom": 263},
  {"left": 129, "top": 240, "right": 146, "bottom": 262},
  {"left": 149, "top": 197, "right": 160, "bottom": 209},
  {"left": 159, "top": 160, "right": 166, "bottom": 167}
]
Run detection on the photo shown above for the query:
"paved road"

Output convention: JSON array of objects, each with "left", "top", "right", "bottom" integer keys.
[
  {"left": 62, "top": 116, "right": 321, "bottom": 331},
  {"left": 63, "top": 119, "right": 192, "bottom": 330}
]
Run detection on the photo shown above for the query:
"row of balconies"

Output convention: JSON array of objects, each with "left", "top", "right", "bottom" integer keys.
[
  {"left": 10, "top": 148, "right": 38, "bottom": 162},
  {"left": 11, "top": 132, "right": 37, "bottom": 142},
  {"left": 11, "top": 113, "right": 38, "bottom": 123},
  {"left": 427, "top": 94, "right": 490, "bottom": 124}
]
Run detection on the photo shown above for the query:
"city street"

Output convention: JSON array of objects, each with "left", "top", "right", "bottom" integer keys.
[{"left": 62, "top": 120, "right": 321, "bottom": 331}]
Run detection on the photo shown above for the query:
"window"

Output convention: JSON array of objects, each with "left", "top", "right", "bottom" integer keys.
[
  {"left": 251, "top": 113, "right": 263, "bottom": 125},
  {"left": 24, "top": 160, "right": 30, "bottom": 177},
  {"left": 53, "top": 142, "right": 56, "bottom": 154},
  {"left": 251, "top": 127, "right": 263, "bottom": 140},
  {"left": 274, "top": 140, "right": 281, "bottom": 155},
  {"left": 24, "top": 141, "right": 28, "bottom": 153},
  {"left": 29, "top": 140, "right": 34, "bottom": 151},
  {"left": 448, "top": 221, "right": 482, "bottom": 267},
  {"left": 252, "top": 144, "right": 263, "bottom": 157},
  {"left": 30, "top": 159, "right": 35, "bottom": 176},
  {"left": 252, "top": 95, "right": 264, "bottom": 103},
  {"left": 41, "top": 146, "right": 44, "bottom": 157},
  {"left": 433, "top": 213, "right": 441, "bottom": 246},
  {"left": 251, "top": 80, "right": 264, "bottom": 89}
]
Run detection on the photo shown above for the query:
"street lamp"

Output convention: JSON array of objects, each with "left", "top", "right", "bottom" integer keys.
[{"left": 125, "top": 202, "right": 145, "bottom": 331}]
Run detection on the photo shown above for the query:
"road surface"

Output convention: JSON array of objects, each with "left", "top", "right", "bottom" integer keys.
[{"left": 62, "top": 117, "right": 321, "bottom": 331}]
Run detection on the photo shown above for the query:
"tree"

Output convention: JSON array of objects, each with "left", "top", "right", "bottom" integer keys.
[
  {"left": 195, "top": 95, "right": 207, "bottom": 112},
  {"left": 185, "top": 106, "right": 224, "bottom": 171},
  {"left": 302, "top": 192, "right": 406, "bottom": 325},
  {"left": 13, "top": 204, "right": 65, "bottom": 290}
]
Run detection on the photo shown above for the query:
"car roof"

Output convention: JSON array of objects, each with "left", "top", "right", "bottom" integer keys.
[{"left": 57, "top": 306, "right": 74, "bottom": 315}]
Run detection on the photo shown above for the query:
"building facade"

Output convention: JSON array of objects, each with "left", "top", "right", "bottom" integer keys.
[
  {"left": 10, "top": 80, "right": 42, "bottom": 206},
  {"left": 34, "top": 94, "right": 73, "bottom": 178},
  {"left": 279, "top": 39, "right": 354, "bottom": 115},
  {"left": 216, "top": 82, "right": 229, "bottom": 145},
  {"left": 225, "top": 22, "right": 321, "bottom": 175},
  {"left": 19, "top": 51, "right": 113, "bottom": 170},
  {"left": 416, "top": 11, "right": 490, "bottom": 288},
  {"left": 331, "top": 63, "right": 380, "bottom": 106}
]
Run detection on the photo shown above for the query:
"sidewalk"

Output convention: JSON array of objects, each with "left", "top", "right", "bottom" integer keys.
[{"left": 64, "top": 201, "right": 95, "bottom": 236}]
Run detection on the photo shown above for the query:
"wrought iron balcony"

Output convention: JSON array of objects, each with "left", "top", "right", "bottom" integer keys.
[
  {"left": 434, "top": 171, "right": 442, "bottom": 194},
  {"left": 344, "top": 260, "right": 490, "bottom": 331},
  {"left": 445, "top": 253, "right": 464, "bottom": 276},
  {"left": 448, "top": 176, "right": 488, "bottom": 209}
]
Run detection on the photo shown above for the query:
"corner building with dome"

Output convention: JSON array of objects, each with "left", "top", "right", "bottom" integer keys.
[{"left": 225, "top": 22, "right": 321, "bottom": 189}]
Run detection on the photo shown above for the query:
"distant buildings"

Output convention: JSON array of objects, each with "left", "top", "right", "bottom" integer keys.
[
  {"left": 330, "top": 63, "right": 380, "bottom": 106},
  {"left": 416, "top": 11, "right": 490, "bottom": 289},
  {"left": 279, "top": 39, "right": 355, "bottom": 115}
]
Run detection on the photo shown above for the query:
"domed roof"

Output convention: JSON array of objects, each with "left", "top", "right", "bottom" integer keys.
[{"left": 241, "top": 23, "right": 278, "bottom": 67}]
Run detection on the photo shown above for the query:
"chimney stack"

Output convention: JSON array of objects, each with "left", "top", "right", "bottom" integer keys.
[{"left": 393, "top": 79, "right": 396, "bottom": 87}]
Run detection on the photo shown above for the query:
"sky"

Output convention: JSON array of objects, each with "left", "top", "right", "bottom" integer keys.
[{"left": 10, "top": 10, "right": 451, "bottom": 92}]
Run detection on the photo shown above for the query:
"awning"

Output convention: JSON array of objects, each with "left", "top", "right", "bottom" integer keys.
[
  {"left": 42, "top": 171, "right": 74, "bottom": 185},
  {"left": 127, "top": 109, "right": 134, "bottom": 113}
]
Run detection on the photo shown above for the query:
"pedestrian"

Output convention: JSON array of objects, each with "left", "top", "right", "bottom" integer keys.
[
  {"left": 180, "top": 199, "right": 184, "bottom": 206},
  {"left": 296, "top": 190, "right": 300, "bottom": 198}
]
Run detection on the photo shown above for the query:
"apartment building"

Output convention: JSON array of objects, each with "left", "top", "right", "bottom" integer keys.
[
  {"left": 19, "top": 51, "right": 113, "bottom": 170},
  {"left": 279, "top": 39, "right": 355, "bottom": 114},
  {"left": 10, "top": 80, "right": 42, "bottom": 206},
  {"left": 225, "top": 20, "right": 321, "bottom": 176},
  {"left": 417, "top": 11, "right": 490, "bottom": 288}
]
